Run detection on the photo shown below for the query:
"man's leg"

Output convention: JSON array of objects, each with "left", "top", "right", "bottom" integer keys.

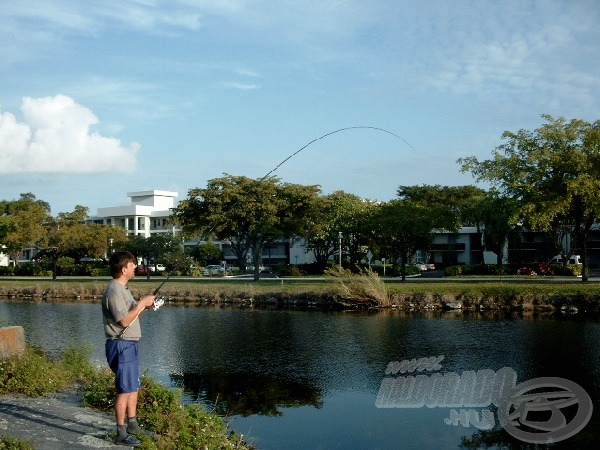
[
  {"left": 126, "top": 391, "right": 154, "bottom": 436},
  {"left": 126, "top": 390, "right": 138, "bottom": 419},
  {"left": 107, "top": 340, "right": 143, "bottom": 445},
  {"left": 114, "top": 392, "right": 141, "bottom": 446},
  {"left": 115, "top": 392, "right": 133, "bottom": 425}
]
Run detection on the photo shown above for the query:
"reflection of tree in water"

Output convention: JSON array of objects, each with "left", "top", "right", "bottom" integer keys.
[{"left": 170, "top": 370, "right": 323, "bottom": 417}]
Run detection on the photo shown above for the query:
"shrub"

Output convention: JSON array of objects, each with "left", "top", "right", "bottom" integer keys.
[
  {"left": 59, "top": 342, "right": 96, "bottom": 381},
  {"left": 0, "top": 347, "right": 70, "bottom": 396},
  {"left": 90, "top": 267, "right": 111, "bottom": 277},
  {"left": 82, "top": 368, "right": 116, "bottom": 411},
  {"left": 295, "top": 262, "right": 324, "bottom": 275},
  {"left": 275, "top": 264, "right": 304, "bottom": 276},
  {"left": 550, "top": 264, "right": 582, "bottom": 277},
  {"left": 0, "top": 435, "right": 35, "bottom": 450},
  {"left": 444, "top": 265, "right": 463, "bottom": 276},
  {"left": 137, "top": 375, "right": 184, "bottom": 434},
  {"left": 57, "top": 257, "right": 77, "bottom": 276},
  {"left": 12, "top": 263, "right": 34, "bottom": 276},
  {"left": 0, "top": 265, "right": 14, "bottom": 276}
]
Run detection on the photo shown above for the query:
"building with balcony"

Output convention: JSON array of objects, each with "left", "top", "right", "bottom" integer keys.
[{"left": 86, "top": 190, "right": 180, "bottom": 237}]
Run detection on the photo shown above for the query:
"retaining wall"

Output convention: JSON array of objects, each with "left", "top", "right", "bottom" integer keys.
[{"left": 0, "top": 326, "right": 25, "bottom": 359}]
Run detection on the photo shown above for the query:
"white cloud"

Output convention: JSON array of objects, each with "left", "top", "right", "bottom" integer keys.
[
  {"left": 0, "top": 95, "right": 139, "bottom": 174},
  {"left": 220, "top": 82, "right": 261, "bottom": 90}
]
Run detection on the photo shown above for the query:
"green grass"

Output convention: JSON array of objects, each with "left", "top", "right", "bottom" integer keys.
[{"left": 0, "top": 436, "right": 34, "bottom": 450}]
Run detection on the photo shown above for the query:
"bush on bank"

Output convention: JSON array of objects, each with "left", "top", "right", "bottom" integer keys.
[
  {"left": 0, "top": 343, "right": 252, "bottom": 450},
  {"left": 443, "top": 263, "right": 582, "bottom": 277}
]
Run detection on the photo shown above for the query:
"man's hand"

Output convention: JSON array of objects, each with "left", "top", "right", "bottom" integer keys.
[{"left": 140, "top": 295, "right": 156, "bottom": 310}]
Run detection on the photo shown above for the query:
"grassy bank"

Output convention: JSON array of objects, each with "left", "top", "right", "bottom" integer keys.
[
  {"left": 0, "top": 343, "right": 251, "bottom": 450},
  {"left": 1, "top": 275, "right": 600, "bottom": 313}
]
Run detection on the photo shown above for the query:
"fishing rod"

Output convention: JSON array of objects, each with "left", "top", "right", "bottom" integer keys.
[{"left": 150, "top": 126, "right": 415, "bottom": 297}]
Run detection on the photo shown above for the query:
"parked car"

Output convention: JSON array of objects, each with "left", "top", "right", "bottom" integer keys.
[
  {"left": 203, "top": 265, "right": 225, "bottom": 276},
  {"left": 549, "top": 254, "right": 582, "bottom": 265},
  {"left": 150, "top": 263, "right": 166, "bottom": 272},
  {"left": 517, "top": 267, "right": 537, "bottom": 276},
  {"left": 416, "top": 261, "right": 435, "bottom": 270},
  {"left": 246, "top": 265, "right": 267, "bottom": 272},
  {"left": 135, "top": 265, "right": 151, "bottom": 275},
  {"left": 411, "top": 262, "right": 428, "bottom": 271}
]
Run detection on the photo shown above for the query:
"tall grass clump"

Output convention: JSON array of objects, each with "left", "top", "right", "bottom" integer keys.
[{"left": 326, "top": 267, "right": 391, "bottom": 307}]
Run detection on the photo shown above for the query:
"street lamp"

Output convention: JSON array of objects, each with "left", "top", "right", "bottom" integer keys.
[{"left": 338, "top": 232, "right": 342, "bottom": 269}]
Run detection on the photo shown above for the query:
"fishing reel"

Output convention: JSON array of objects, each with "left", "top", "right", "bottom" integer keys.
[{"left": 153, "top": 296, "right": 166, "bottom": 311}]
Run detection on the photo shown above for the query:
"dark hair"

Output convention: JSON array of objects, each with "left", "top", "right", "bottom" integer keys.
[{"left": 108, "top": 251, "right": 136, "bottom": 278}]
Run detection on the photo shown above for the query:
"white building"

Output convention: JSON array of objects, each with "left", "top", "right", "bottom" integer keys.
[
  {"left": 0, "top": 246, "right": 9, "bottom": 266},
  {"left": 86, "top": 190, "right": 180, "bottom": 238},
  {"left": 430, "top": 226, "right": 507, "bottom": 266}
]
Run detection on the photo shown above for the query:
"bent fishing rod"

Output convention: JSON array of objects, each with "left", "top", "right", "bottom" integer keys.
[
  {"left": 116, "top": 127, "right": 414, "bottom": 336},
  {"left": 150, "top": 126, "right": 415, "bottom": 298}
]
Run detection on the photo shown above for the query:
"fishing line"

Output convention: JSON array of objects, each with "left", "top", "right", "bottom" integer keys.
[{"left": 151, "top": 126, "right": 415, "bottom": 296}]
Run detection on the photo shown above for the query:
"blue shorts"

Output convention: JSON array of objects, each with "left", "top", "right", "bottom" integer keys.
[{"left": 105, "top": 339, "right": 140, "bottom": 393}]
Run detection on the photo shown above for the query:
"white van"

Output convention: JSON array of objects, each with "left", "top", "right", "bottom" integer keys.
[{"left": 550, "top": 254, "right": 582, "bottom": 265}]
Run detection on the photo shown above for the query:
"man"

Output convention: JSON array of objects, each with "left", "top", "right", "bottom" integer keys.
[{"left": 102, "top": 251, "right": 156, "bottom": 447}]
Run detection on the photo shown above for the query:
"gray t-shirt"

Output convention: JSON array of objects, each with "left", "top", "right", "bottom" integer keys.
[{"left": 102, "top": 279, "right": 141, "bottom": 340}]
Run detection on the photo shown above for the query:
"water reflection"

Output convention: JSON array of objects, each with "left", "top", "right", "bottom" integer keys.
[{"left": 173, "top": 370, "right": 323, "bottom": 416}]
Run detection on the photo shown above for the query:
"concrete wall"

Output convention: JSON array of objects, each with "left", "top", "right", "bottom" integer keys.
[{"left": 0, "top": 326, "right": 26, "bottom": 359}]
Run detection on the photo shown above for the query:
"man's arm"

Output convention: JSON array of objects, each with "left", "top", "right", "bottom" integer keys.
[{"left": 117, "top": 295, "right": 156, "bottom": 327}]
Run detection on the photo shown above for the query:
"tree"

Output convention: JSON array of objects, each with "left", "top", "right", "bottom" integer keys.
[
  {"left": 459, "top": 115, "right": 600, "bottom": 281},
  {"left": 367, "top": 200, "right": 444, "bottom": 281},
  {"left": 479, "top": 192, "right": 519, "bottom": 265},
  {"left": 302, "top": 191, "right": 374, "bottom": 272},
  {"left": 0, "top": 193, "right": 51, "bottom": 265},
  {"left": 43, "top": 205, "right": 126, "bottom": 278},
  {"left": 188, "top": 241, "right": 223, "bottom": 266},
  {"left": 397, "top": 185, "right": 488, "bottom": 263},
  {"left": 397, "top": 184, "right": 487, "bottom": 228},
  {"left": 172, "top": 174, "right": 322, "bottom": 281}
]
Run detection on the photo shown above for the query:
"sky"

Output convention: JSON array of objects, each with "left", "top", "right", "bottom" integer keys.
[{"left": 1, "top": 0, "right": 599, "bottom": 216}]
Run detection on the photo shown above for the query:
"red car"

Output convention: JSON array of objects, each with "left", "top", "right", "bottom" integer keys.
[{"left": 135, "top": 265, "right": 151, "bottom": 275}]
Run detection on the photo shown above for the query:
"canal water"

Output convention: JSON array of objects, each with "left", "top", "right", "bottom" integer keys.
[{"left": 1, "top": 301, "right": 599, "bottom": 449}]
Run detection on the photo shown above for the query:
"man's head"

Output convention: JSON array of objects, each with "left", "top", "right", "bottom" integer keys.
[{"left": 109, "top": 251, "right": 137, "bottom": 279}]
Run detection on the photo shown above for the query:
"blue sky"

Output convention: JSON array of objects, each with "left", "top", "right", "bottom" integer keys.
[{"left": 1, "top": 0, "right": 599, "bottom": 215}]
